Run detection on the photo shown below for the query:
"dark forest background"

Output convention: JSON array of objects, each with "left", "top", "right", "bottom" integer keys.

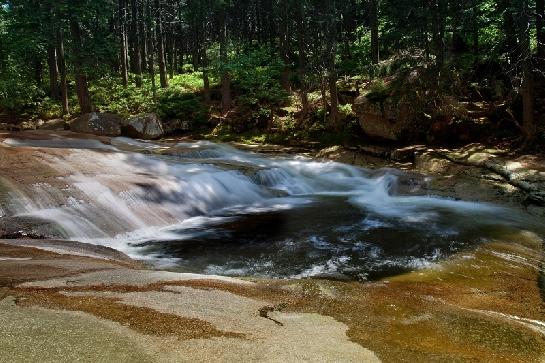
[{"left": 0, "top": 0, "right": 543, "bottom": 148}]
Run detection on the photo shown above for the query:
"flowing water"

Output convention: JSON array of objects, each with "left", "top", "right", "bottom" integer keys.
[{"left": 1, "top": 137, "right": 541, "bottom": 280}]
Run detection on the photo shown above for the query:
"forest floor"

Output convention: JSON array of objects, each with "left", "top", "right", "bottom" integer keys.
[{"left": 1, "top": 130, "right": 545, "bottom": 362}]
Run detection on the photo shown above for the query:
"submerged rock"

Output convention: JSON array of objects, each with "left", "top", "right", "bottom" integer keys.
[
  {"left": 70, "top": 112, "right": 122, "bottom": 136},
  {"left": 0, "top": 216, "right": 67, "bottom": 239},
  {"left": 124, "top": 113, "right": 165, "bottom": 140}
]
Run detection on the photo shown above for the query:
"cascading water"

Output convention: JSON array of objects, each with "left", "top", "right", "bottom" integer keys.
[{"left": 1, "top": 136, "right": 539, "bottom": 279}]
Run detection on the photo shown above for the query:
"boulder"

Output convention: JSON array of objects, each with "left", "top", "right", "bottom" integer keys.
[
  {"left": 353, "top": 95, "right": 418, "bottom": 141},
  {"left": 0, "top": 123, "right": 22, "bottom": 132},
  {"left": 162, "top": 119, "right": 192, "bottom": 135},
  {"left": 70, "top": 112, "right": 122, "bottom": 136},
  {"left": 391, "top": 145, "right": 427, "bottom": 162},
  {"left": 124, "top": 113, "right": 165, "bottom": 140},
  {"left": 39, "top": 118, "right": 67, "bottom": 131},
  {"left": 0, "top": 216, "right": 67, "bottom": 239}
]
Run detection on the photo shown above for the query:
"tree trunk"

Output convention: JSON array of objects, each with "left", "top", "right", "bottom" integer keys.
[
  {"left": 131, "top": 0, "right": 143, "bottom": 87},
  {"left": 56, "top": 27, "right": 69, "bottom": 115},
  {"left": 47, "top": 44, "right": 59, "bottom": 99},
  {"left": 168, "top": 29, "right": 175, "bottom": 80},
  {"left": 520, "top": 0, "right": 536, "bottom": 146},
  {"left": 328, "top": 69, "right": 340, "bottom": 128},
  {"left": 471, "top": 0, "right": 479, "bottom": 64},
  {"left": 201, "top": 48, "right": 211, "bottom": 104},
  {"left": 119, "top": 0, "right": 129, "bottom": 86},
  {"left": 503, "top": 0, "right": 518, "bottom": 65},
  {"left": 33, "top": 59, "right": 43, "bottom": 87},
  {"left": 432, "top": 0, "right": 446, "bottom": 69},
  {"left": 147, "top": 0, "right": 157, "bottom": 99},
  {"left": 537, "top": 0, "right": 545, "bottom": 68},
  {"left": 326, "top": 4, "right": 339, "bottom": 128},
  {"left": 219, "top": 4, "right": 231, "bottom": 114},
  {"left": 70, "top": 19, "right": 93, "bottom": 114},
  {"left": 296, "top": 2, "right": 309, "bottom": 119},
  {"left": 155, "top": 0, "right": 168, "bottom": 88},
  {"left": 369, "top": 0, "right": 379, "bottom": 64},
  {"left": 320, "top": 76, "right": 329, "bottom": 124},
  {"left": 279, "top": 4, "right": 291, "bottom": 91}
]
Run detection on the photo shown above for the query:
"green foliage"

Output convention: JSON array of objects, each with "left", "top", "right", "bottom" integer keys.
[
  {"left": 365, "top": 80, "right": 391, "bottom": 103},
  {"left": 89, "top": 76, "right": 154, "bottom": 118},
  {"left": 228, "top": 47, "right": 289, "bottom": 108},
  {"left": 155, "top": 90, "right": 207, "bottom": 124}
]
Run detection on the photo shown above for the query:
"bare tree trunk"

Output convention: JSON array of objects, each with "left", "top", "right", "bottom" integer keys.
[
  {"left": 56, "top": 27, "right": 69, "bottom": 115},
  {"left": 369, "top": 0, "right": 379, "bottom": 64},
  {"left": 131, "top": 0, "right": 143, "bottom": 87},
  {"left": 326, "top": 5, "right": 339, "bottom": 128},
  {"left": 201, "top": 48, "right": 211, "bottom": 104},
  {"left": 148, "top": 0, "right": 157, "bottom": 99},
  {"left": 33, "top": 59, "right": 43, "bottom": 88},
  {"left": 279, "top": 3, "right": 291, "bottom": 91},
  {"left": 521, "top": 0, "right": 536, "bottom": 147},
  {"left": 140, "top": 0, "right": 148, "bottom": 73},
  {"left": 155, "top": 0, "right": 168, "bottom": 88},
  {"left": 296, "top": 2, "right": 309, "bottom": 119},
  {"left": 70, "top": 19, "right": 93, "bottom": 114},
  {"left": 219, "top": 4, "right": 231, "bottom": 114},
  {"left": 471, "top": 0, "right": 479, "bottom": 64},
  {"left": 47, "top": 44, "right": 59, "bottom": 99},
  {"left": 432, "top": 0, "right": 446, "bottom": 69},
  {"left": 537, "top": 0, "right": 545, "bottom": 69},
  {"left": 168, "top": 30, "right": 175, "bottom": 79},
  {"left": 119, "top": 0, "right": 129, "bottom": 86},
  {"left": 320, "top": 75, "right": 329, "bottom": 124}
]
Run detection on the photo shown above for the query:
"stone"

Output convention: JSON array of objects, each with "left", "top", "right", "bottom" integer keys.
[
  {"left": 124, "top": 113, "right": 165, "bottom": 140},
  {"left": 162, "top": 119, "right": 192, "bottom": 135},
  {"left": 70, "top": 112, "right": 122, "bottom": 136},
  {"left": 0, "top": 216, "right": 67, "bottom": 239},
  {"left": 0, "top": 123, "right": 22, "bottom": 132},
  {"left": 38, "top": 118, "right": 67, "bottom": 131},
  {"left": 353, "top": 95, "right": 418, "bottom": 141},
  {"left": 391, "top": 145, "right": 427, "bottom": 162}
]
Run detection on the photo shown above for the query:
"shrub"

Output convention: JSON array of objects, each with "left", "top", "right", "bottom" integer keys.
[{"left": 155, "top": 90, "right": 207, "bottom": 124}]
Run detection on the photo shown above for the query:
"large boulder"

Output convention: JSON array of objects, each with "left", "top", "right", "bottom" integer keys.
[
  {"left": 353, "top": 95, "right": 418, "bottom": 141},
  {"left": 123, "top": 113, "right": 165, "bottom": 140},
  {"left": 70, "top": 112, "right": 122, "bottom": 136}
]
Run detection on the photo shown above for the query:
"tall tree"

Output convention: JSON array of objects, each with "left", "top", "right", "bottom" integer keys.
[
  {"left": 370, "top": 0, "right": 379, "bottom": 64},
  {"left": 219, "top": 0, "right": 232, "bottom": 113},
  {"left": 70, "top": 14, "right": 93, "bottom": 114},
  {"left": 155, "top": 0, "right": 168, "bottom": 88},
  {"left": 119, "top": 0, "right": 129, "bottom": 86}
]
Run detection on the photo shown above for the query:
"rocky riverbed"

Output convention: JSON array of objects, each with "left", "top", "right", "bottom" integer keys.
[{"left": 1, "top": 130, "right": 545, "bottom": 362}]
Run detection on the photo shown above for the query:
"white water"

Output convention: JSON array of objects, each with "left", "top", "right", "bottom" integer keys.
[{"left": 1, "top": 137, "right": 525, "bottom": 276}]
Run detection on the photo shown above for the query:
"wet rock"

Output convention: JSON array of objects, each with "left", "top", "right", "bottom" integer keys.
[
  {"left": 124, "top": 113, "right": 165, "bottom": 140},
  {"left": 0, "top": 216, "right": 67, "bottom": 239},
  {"left": 38, "top": 118, "right": 67, "bottom": 131},
  {"left": 70, "top": 112, "right": 122, "bottom": 136}
]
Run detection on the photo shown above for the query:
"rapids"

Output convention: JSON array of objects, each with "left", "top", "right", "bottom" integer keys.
[{"left": 1, "top": 136, "right": 540, "bottom": 280}]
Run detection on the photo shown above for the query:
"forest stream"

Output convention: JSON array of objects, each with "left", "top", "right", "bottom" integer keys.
[
  {"left": 1, "top": 132, "right": 545, "bottom": 362},
  {"left": 1, "top": 134, "right": 542, "bottom": 280}
]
